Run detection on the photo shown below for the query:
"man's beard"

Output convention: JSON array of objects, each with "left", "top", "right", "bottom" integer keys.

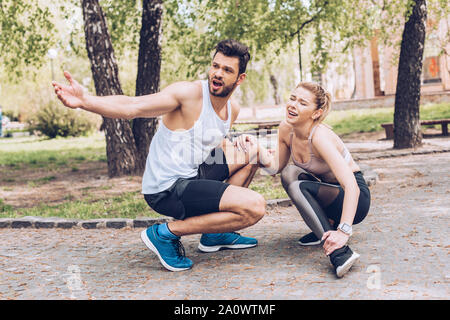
[{"left": 208, "top": 76, "right": 238, "bottom": 97}]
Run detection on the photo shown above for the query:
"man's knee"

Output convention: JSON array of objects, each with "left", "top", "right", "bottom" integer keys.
[
  {"left": 243, "top": 193, "right": 266, "bottom": 226},
  {"left": 221, "top": 186, "right": 265, "bottom": 226}
]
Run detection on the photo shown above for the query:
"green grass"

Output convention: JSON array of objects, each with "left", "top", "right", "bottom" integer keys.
[
  {"left": 27, "top": 175, "right": 57, "bottom": 187},
  {"left": 1, "top": 102, "right": 448, "bottom": 219},
  {"left": 0, "top": 191, "right": 161, "bottom": 219},
  {"left": 325, "top": 102, "right": 450, "bottom": 136},
  {"left": 233, "top": 102, "right": 450, "bottom": 135},
  {"left": 250, "top": 174, "right": 288, "bottom": 200},
  {"left": 0, "top": 132, "right": 106, "bottom": 168},
  {"left": 2, "top": 103, "right": 448, "bottom": 168},
  {"left": 0, "top": 175, "right": 286, "bottom": 219},
  {"left": 0, "top": 199, "right": 13, "bottom": 214}
]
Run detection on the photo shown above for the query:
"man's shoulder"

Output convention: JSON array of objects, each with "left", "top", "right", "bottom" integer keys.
[
  {"left": 229, "top": 98, "right": 241, "bottom": 110},
  {"left": 164, "top": 80, "right": 202, "bottom": 100}
]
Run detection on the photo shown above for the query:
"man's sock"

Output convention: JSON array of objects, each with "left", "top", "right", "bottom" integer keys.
[{"left": 157, "top": 223, "right": 179, "bottom": 240}]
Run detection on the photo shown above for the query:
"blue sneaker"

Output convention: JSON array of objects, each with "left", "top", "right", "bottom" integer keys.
[
  {"left": 140, "top": 224, "right": 193, "bottom": 272},
  {"left": 198, "top": 232, "right": 258, "bottom": 252}
]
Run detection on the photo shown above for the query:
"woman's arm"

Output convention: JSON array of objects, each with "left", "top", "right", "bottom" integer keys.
[
  {"left": 311, "top": 126, "right": 360, "bottom": 255},
  {"left": 258, "top": 123, "right": 291, "bottom": 175}
]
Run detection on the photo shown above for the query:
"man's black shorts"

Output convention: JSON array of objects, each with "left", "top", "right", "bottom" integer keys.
[{"left": 144, "top": 147, "right": 230, "bottom": 220}]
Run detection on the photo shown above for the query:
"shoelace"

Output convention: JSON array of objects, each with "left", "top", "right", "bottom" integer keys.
[
  {"left": 231, "top": 231, "right": 241, "bottom": 239},
  {"left": 171, "top": 239, "right": 187, "bottom": 260}
]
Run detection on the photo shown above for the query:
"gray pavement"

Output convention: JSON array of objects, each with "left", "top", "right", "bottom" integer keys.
[{"left": 0, "top": 138, "right": 449, "bottom": 300}]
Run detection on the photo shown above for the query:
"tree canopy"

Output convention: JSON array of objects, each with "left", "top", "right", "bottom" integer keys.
[
  {"left": 2, "top": 0, "right": 448, "bottom": 83},
  {"left": 0, "top": 0, "right": 55, "bottom": 78}
]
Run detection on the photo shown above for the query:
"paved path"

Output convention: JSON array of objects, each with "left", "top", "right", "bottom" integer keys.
[{"left": 0, "top": 140, "right": 449, "bottom": 300}]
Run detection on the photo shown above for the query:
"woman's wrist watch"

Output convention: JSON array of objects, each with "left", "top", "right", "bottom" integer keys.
[{"left": 337, "top": 223, "right": 353, "bottom": 236}]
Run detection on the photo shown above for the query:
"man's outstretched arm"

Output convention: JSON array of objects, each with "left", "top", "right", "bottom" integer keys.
[{"left": 52, "top": 71, "right": 186, "bottom": 119}]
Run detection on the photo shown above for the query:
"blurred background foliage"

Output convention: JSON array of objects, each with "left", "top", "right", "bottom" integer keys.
[{"left": 0, "top": 0, "right": 448, "bottom": 124}]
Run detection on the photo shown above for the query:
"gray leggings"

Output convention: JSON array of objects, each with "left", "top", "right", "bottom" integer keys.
[{"left": 281, "top": 164, "right": 370, "bottom": 239}]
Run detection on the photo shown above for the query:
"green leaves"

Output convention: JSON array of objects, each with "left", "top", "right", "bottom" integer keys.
[
  {"left": 101, "top": 0, "right": 141, "bottom": 55},
  {"left": 2, "top": 0, "right": 448, "bottom": 91},
  {"left": 162, "top": 0, "right": 383, "bottom": 76},
  {"left": 0, "top": 0, "right": 142, "bottom": 81},
  {"left": 28, "top": 101, "right": 96, "bottom": 139},
  {"left": 0, "top": 0, "right": 56, "bottom": 79}
]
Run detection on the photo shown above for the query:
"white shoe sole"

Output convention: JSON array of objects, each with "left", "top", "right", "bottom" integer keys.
[
  {"left": 198, "top": 242, "right": 257, "bottom": 253},
  {"left": 140, "top": 229, "right": 191, "bottom": 272},
  {"left": 298, "top": 239, "right": 322, "bottom": 246},
  {"left": 335, "top": 252, "right": 360, "bottom": 278}
]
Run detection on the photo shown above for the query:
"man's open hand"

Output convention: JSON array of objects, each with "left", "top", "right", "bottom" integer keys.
[{"left": 52, "top": 71, "right": 85, "bottom": 109}]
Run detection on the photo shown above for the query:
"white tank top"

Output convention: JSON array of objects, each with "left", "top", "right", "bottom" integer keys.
[{"left": 142, "top": 80, "right": 232, "bottom": 194}]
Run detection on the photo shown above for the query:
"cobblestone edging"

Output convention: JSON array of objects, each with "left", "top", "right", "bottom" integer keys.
[
  {"left": 0, "top": 199, "right": 294, "bottom": 230},
  {"left": 0, "top": 204, "right": 289, "bottom": 230},
  {"left": 0, "top": 165, "right": 378, "bottom": 230},
  {"left": 0, "top": 216, "right": 174, "bottom": 230}
]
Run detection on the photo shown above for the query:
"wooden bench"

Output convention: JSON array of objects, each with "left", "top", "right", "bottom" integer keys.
[
  {"left": 381, "top": 119, "right": 450, "bottom": 139},
  {"left": 230, "top": 120, "right": 280, "bottom": 138},
  {"left": 233, "top": 120, "right": 281, "bottom": 130}
]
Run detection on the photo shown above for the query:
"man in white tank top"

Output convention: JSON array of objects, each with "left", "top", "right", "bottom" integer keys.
[{"left": 52, "top": 39, "right": 266, "bottom": 272}]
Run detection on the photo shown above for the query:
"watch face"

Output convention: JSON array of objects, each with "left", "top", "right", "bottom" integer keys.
[{"left": 340, "top": 223, "right": 351, "bottom": 233}]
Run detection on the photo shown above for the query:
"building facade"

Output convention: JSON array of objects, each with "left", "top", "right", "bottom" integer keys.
[{"left": 325, "top": 15, "right": 449, "bottom": 101}]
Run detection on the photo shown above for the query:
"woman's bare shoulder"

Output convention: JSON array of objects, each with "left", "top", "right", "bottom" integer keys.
[
  {"left": 312, "top": 124, "right": 344, "bottom": 148},
  {"left": 278, "top": 120, "right": 292, "bottom": 142},
  {"left": 278, "top": 120, "right": 292, "bottom": 134}
]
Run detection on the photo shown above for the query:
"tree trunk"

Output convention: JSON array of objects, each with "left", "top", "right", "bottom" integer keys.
[
  {"left": 132, "top": 0, "right": 163, "bottom": 173},
  {"left": 269, "top": 75, "right": 280, "bottom": 105},
  {"left": 393, "top": 0, "right": 427, "bottom": 149},
  {"left": 81, "top": 0, "right": 139, "bottom": 177}
]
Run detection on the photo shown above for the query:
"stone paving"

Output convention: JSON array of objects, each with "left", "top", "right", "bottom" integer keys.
[{"left": 0, "top": 137, "right": 449, "bottom": 300}]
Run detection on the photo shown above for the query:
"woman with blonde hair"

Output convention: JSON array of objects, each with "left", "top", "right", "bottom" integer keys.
[{"left": 255, "top": 82, "right": 371, "bottom": 278}]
